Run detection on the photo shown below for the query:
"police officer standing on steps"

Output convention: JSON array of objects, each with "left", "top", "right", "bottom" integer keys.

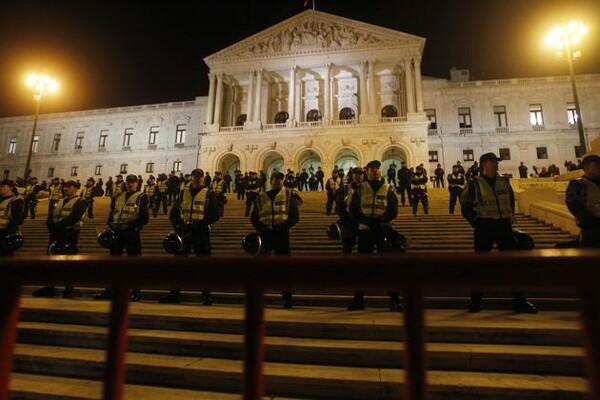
[
  {"left": 0, "top": 180, "right": 24, "bottom": 257},
  {"left": 411, "top": 165, "right": 429, "bottom": 215},
  {"left": 23, "top": 177, "right": 40, "bottom": 220},
  {"left": 160, "top": 169, "right": 220, "bottom": 304},
  {"left": 396, "top": 161, "right": 413, "bottom": 207},
  {"left": 112, "top": 174, "right": 126, "bottom": 198},
  {"left": 251, "top": 172, "right": 300, "bottom": 309},
  {"left": 565, "top": 154, "right": 600, "bottom": 248},
  {"left": 211, "top": 171, "right": 227, "bottom": 217},
  {"left": 48, "top": 177, "right": 62, "bottom": 214},
  {"left": 244, "top": 171, "right": 261, "bottom": 217},
  {"left": 347, "top": 160, "right": 402, "bottom": 311},
  {"left": 94, "top": 174, "right": 149, "bottom": 301},
  {"left": 336, "top": 167, "right": 364, "bottom": 253},
  {"left": 33, "top": 181, "right": 88, "bottom": 299},
  {"left": 325, "top": 169, "right": 341, "bottom": 215},
  {"left": 82, "top": 178, "right": 96, "bottom": 219},
  {"left": 461, "top": 152, "right": 537, "bottom": 313},
  {"left": 447, "top": 165, "right": 466, "bottom": 214},
  {"left": 144, "top": 175, "right": 158, "bottom": 217}
]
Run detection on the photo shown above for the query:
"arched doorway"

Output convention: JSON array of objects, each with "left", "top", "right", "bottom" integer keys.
[
  {"left": 297, "top": 150, "right": 321, "bottom": 176},
  {"left": 339, "top": 107, "right": 356, "bottom": 120},
  {"left": 334, "top": 148, "right": 360, "bottom": 175},
  {"left": 262, "top": 151, "right": 285, "bottom": 179},
  {"left": 306, "top": 109, "right": 322, "bottom": 122},
  {"left": 217, "top": 153, "right": 241, "bottom": 177},
  {"left": 381, "top": 146, "right": 406, "bottom": 181},
  {"left": 274, "top": 111, "right": 289, "bottom": 124},
  {"left": 381, "top": 105, "right": 398, "bottom": 118}
]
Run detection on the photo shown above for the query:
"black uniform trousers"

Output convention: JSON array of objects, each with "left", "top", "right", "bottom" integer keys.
[
  {"left": 448, "top": 186, "right": 463, "bottom": 214},
  {"left": 24, "top": 200, "right": 37, "bottom": 219},
  {"left": 396, "top": 183, "right": 412, "bottom": 206},
  {"left": 259, "top": 229, "right": 292, "bottom": 303},
  {"left": 471, "top": 218, "right": 527, "bottom": 304},
  {"left": 355, "top": 229, "right": 400, "bottom": 300},
  {"left": 326, "top": 192, "right": 336, "bottom": 215},
  {"left": 174, "top": 223, "right": 211, "bottom": 296},
  {"left": 245, "top": 192, "right": 258, "bottom": 216},
  {"left": 109, "top": 228, "right": 142, "bottom": 256},
  {"left": 412, "top": 189, "right": 429, "bottom": 215}
]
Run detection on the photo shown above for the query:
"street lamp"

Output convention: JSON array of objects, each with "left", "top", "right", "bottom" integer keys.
[
  {"left": 23, "top": 72, "right": 58, "bottom": 180},
  {"left": 544, "top": 21, "right": 589, "bottom": 154}
]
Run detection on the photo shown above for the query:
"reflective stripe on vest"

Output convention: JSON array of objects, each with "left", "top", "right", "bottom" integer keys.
[
  {"left": 578, "top": 178, "right": 600, "bottom": 218},
  {"left": 50, "top": 184, "right": 62, "bottom": 200},
  {"left": 358, "top": 182, "right": 390, "bottom": 229},
  {"left": 344, "top": 184, "right": 355, "bottom": 209},
  {"left": 448, "top": 174, "right": 465, "bottom": 188},
  {"left": 246, "top": 179, "right": 260, "bottom": 193},
  {"left": 113, "top": 182, "right": 125, "bottom": 197},
  {"left": 113, "top": 191, "right": 142, "bottom": 224},
  {"left": 411, "top": 174, "right": 427, "bottom": 190},
  {"left": 258, "top": 189, "right": 289, "bottom": 227},
  {"left": 0, "top": 196, "right": 17, "bottom": 229},
  {"left": 211, "top": 180, "right": 224, "bottom": 192},
  {"left": 473, "top": 176, "right": 512, "bottom": 219},
  {"left": 327, "top": 177, "right": 341, "bottom": 192},
  {"left": 53, "top": 197, "right": 86, "bottom": 230},
  {"left": 145, "top": 184, "right": 156, "bottom": 196},
  {"left": 180, "top": 187, "right": 209, "bottom": 223},
  {"left": 157, "top": 181, "right": 168, "bottom": 193},
  {"left": 83, "top": 186, "right": 94, "bottom": 199}
]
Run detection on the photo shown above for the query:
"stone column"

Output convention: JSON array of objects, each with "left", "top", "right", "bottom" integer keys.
[
  {"left": 213, "top": 73, "right": 224, "bottom": 126},
  {"left": 323, "top": 63, "right": 331, "bottom": 123},
  {"left": 254, "top": 69, "right": 264, "bottom": 123},
  {"left": 247, "top": 70, "right": 255, "bottom": 122},
  {"left": 206, "top": 72, "right": 216, "bottom": 125},
  {"left": 414, "top": 56, "right": 424, "bottom": 112},
  {"left": 295, "top": 77, "right": 302, "bottom": 123},
  {"left": 288, "top": 66, "right": 296, "bottom": 124},
  {"left": 404, "top": 58, "right": 415, "bottom": 114},
  {"left": 359, "top": 61, "right": 368, "bottom": 117},
  {"left": 368, "top": 60, "right": 376, "bottom": 114}
]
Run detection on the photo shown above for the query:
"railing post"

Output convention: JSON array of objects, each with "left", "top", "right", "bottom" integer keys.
[
  {"left": 581, "top": 288, "right": 600, "bottom": 400},
  {"left": 103, "top": 287, "right": 131, "bottom": 400},
  {"left": 244, "top": 287, "right": 265, "bottom": 400},
  {"left": 403, "top": 287, "right": 428, "bottom": 400},
  {"left": 0, "top": 282, "right": 20, "bottom": 399}
]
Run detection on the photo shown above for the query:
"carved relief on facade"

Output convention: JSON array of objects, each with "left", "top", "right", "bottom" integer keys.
[
  {"left": 246, "top": 21, "right": 383, "bottom": 55},
  {"left": 336, "top": 77, "right": 358, "bottom": 117}
]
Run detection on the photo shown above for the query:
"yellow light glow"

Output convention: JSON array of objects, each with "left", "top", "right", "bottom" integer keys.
[
  {"left": 544, "top": 21, "right": 588, "bottom": 50},
  {"left": 25, "top": 72, "right": 59, "bottom": 96}
]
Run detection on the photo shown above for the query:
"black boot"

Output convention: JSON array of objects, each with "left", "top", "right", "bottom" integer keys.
[
  {"left": 347, "top": 292, "right": 365, "bottom": 311},
  {"left": 32, "top": 286, "right": 59, "bottom": 298},
  {"left": 93, "top": 289, "right": 111, "bottom": 300},
  {"left": 201, "top": 291, "right": 213, "bottom": 306},
  {"left": 282, "top": 291, "right": 293, "bottom": 309},
  {"left": 467, "top": 292, "right": 483, "bottom": 313},
  {"left": 62, "top": 286, "right": 80, "bottom": 299},
  {"left": 388, "top": 292, "right": 403, "bottom": 312},
  {"left": 158, "top": 290, "right": 181, "bottom": 304},
  {"left": 130, "top": 288, "right": 142, "bottom": 302}
]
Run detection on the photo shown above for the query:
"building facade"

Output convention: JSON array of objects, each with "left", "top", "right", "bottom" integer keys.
[{"left": 0, "top": 10, "right": 598, "bottom": 182}]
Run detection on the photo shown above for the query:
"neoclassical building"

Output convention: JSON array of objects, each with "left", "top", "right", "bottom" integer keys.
[{"left": 0, "top": 10, "right": 598, "bottom": 181}]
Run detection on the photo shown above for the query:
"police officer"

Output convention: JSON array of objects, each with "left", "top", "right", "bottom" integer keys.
[
  {"left": 244, "top": 171, "right": 261, "bottom": 217},
  {"left": 396, "top": 161, "right": 413, "bottom": 207},
  {"left": 211, "top": 171, "right": 227, "bottom": 217},
  {"left": 347, "top": 160, "right": 402, "bottom": 311},
  {"left": 33, "top": 181, "right": 88, "bottom": 298},
  {"left": 235, "top": 172, "right": 246, "bottom": 200},
  {"left": 336, "top": 167, "right": 364, "bottom": 253},
  {"left": 48, "top": 177, "right": 63, "bottom": 214},
  {"left": 315, "top": 166, "right": 325, "bottom": 191},
  {"left": 325, "top": 169, "right": 342, "bottom": 215},
  {"left": 82, "top": 178, "right": 96, "bottom": 219},
  {"left": 461, "top": 152, "right": 537, "bottom": 313},
  {"left": 112, "top": 174, "right": 126, "bottom": 198},
  {"left": 94, "top": 174, "right": 149, "bottom": 301},
  {"left": 0, "top": 180, "right": 24, "bottom": 257},
  {"left": 565, "top": 154, "right": 600, "bottom": 248},
  {"left": 23, "top": 177, "right": 40, "bottom": 220},
  {"left": 156, "top": 174, "right": 169, "bottom": 214},
  {"left": 447, "top": 165, "right": 466, "bottom": 214},
  {"left": 159, "top": 169, "right": 220, "bottom": 304},
  {"left": 144, "top": 175, "right": 158, "bottom": 217},
  {"left": 411, "top": 165, "right": 429, "bottom": 215},
  {"left": 251, "top": 172, "right": 300, "bottom": 308}
]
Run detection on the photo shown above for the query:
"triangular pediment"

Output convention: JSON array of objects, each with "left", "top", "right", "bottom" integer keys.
[{"left": 204, "top": 10, "right": 425, "bottom": 66}]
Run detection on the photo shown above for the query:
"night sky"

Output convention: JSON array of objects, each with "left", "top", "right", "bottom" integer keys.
[{"left": 1, "top": 0, "right": 599, "bottom": 118}]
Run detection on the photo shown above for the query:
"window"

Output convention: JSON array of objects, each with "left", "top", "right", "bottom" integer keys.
[
  {"left": 8, "top": 138, "right": 17, "bottom": 154},
  {"left": 428, "top": 151, "right": 438, "bottom": 162},
  {"left": 175, "top": 124, "right": 186, "bottom": 145},
  {"left": 120, "top": 164, "right": 128, "bottom": 174},
  {"left": 149, "top": 126, "right": 159, "bottom": 145},
  {"left": 47, "top": 167, "right": 55, "bottom": 178},
  {"left": 99, "top": 130, "right": 108, "bottom": 148},
  {"left": 463, "top": 149, "right": 474, "bottom": 162},
  {"left": 339, "top": 107, "right": 356, "bottom": 120},
  {"left": 95, "top": 165, "right": 102, "bottom": 175},
  {"left": 493, "top": 106, "right": 508, "bottom": 127},
  {"left": 536, "top": 147, "right": 548, "bottom": 159},
  {"left": 173, "top": 161, "right": 182, "bottom": 172},
  {"left": 146, "top": 162, "right": 154, "bottom": 173},
  {"left": 32, "top": 135, "right": 39, "bottom": 153},
  {"left": 75, "top": 132, "right": 84, "bottom": 149},
  {"left": 499, "top": 148, "right": 511, "bottom": 160},
  {"left": 70, "top": 166, "right": 78, "bottom": 177},
  {"left": 458, "top": 107, "right": 472, "bottom": 128},
  {"left": 52, "top": 134, "right": 61, "bottom": 152},
  {"left": 123, "top": 128, "right": 133, "bottom": 148},
  {"left": 274, "top": 111, "right": 289, "bottom": 124},
  {"left": 306, "top": 109, "right": 322, "bottom": 122},
  {"left": 380, "top": 105, "right": 397, "bottom": 118},
  {"left": 567, "top": 102, "right": 578, "bottom": 125},
  {"left": 236, "top": 114, "right": 247, "bottom": 126},
  {"left": 529, "top": 104, "right": 544, "bottom": 125},
  {"left": 425, "top": 109, "right": 437, "bottom": 129}
]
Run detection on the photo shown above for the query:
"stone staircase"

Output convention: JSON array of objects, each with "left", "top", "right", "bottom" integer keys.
[{"left": 9, "top": 189, "right": 588, "bottom": 399}]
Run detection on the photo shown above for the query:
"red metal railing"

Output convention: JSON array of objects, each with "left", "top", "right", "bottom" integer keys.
[{"left": 1, "top": 249, "right": 600, "bottom": 400}]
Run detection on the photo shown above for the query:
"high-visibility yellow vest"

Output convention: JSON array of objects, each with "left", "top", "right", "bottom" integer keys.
[
  {"left": 24, "top": 184, "right": 35, "bottom": 197},
  {"left": 344, "top": 184, "right": 355, "bottom": 209},
  {"left": 327, "top": 177, "right": 341, "bottom": 192},
  {"left": 211, "top": 179, "right": 224, "bottom": 193},
  {"left": 83, "top": 186, "right": 94, "bottom": 199},
  {"left": 157, "top": 180, "right": 168, "bottom": 193},
  {"left": 448, "top": 174, "right": 465, "bottom": 189},
  {"left": 411, "top": 174, "right": 428, "bottom": 190},
  {"left": 180, "top": 187, "right": 209, "bottom": 224},
  {"left": 113, "top": 181, "right": 125, "bottom": 197},
  {"left": 473, "top": 176, "right": 512, "bottom": 219},
  {"left": 179, "top": 181, "right": 190, "bottom": 192},
  {"left": 49, "top": 184, "right": 62, "bottom": 200},
  {"left": 257, "top": 189, "right": 290, "bottom": 228},
  {"left": 358, "top": 182, "right": 391, "bottom": 229},
  {"left": 578, "top": 178, "right": 600, "bottom": 217},
  {"left": 145, "top": 183, "right": 157, "bottom": 196},
  {"left": 0, "top": 196, "right": 18, "bottom": 229},
  {"left": 246, "top": 178, "right": 260, "bottom": 193},
  {"left": 113, "top": 191, "right": 143, "bottom": 224},
  {"left": 53, "top": 196, "right": 87, "bottom": 230}
]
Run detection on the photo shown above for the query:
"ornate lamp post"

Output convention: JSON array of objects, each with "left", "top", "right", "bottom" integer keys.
[
  {"left": 545, "top": 21, "right": 589, "bottom": 154},
  {"left": 23, "top": 73, "right": 58, "bottom": 180}
]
